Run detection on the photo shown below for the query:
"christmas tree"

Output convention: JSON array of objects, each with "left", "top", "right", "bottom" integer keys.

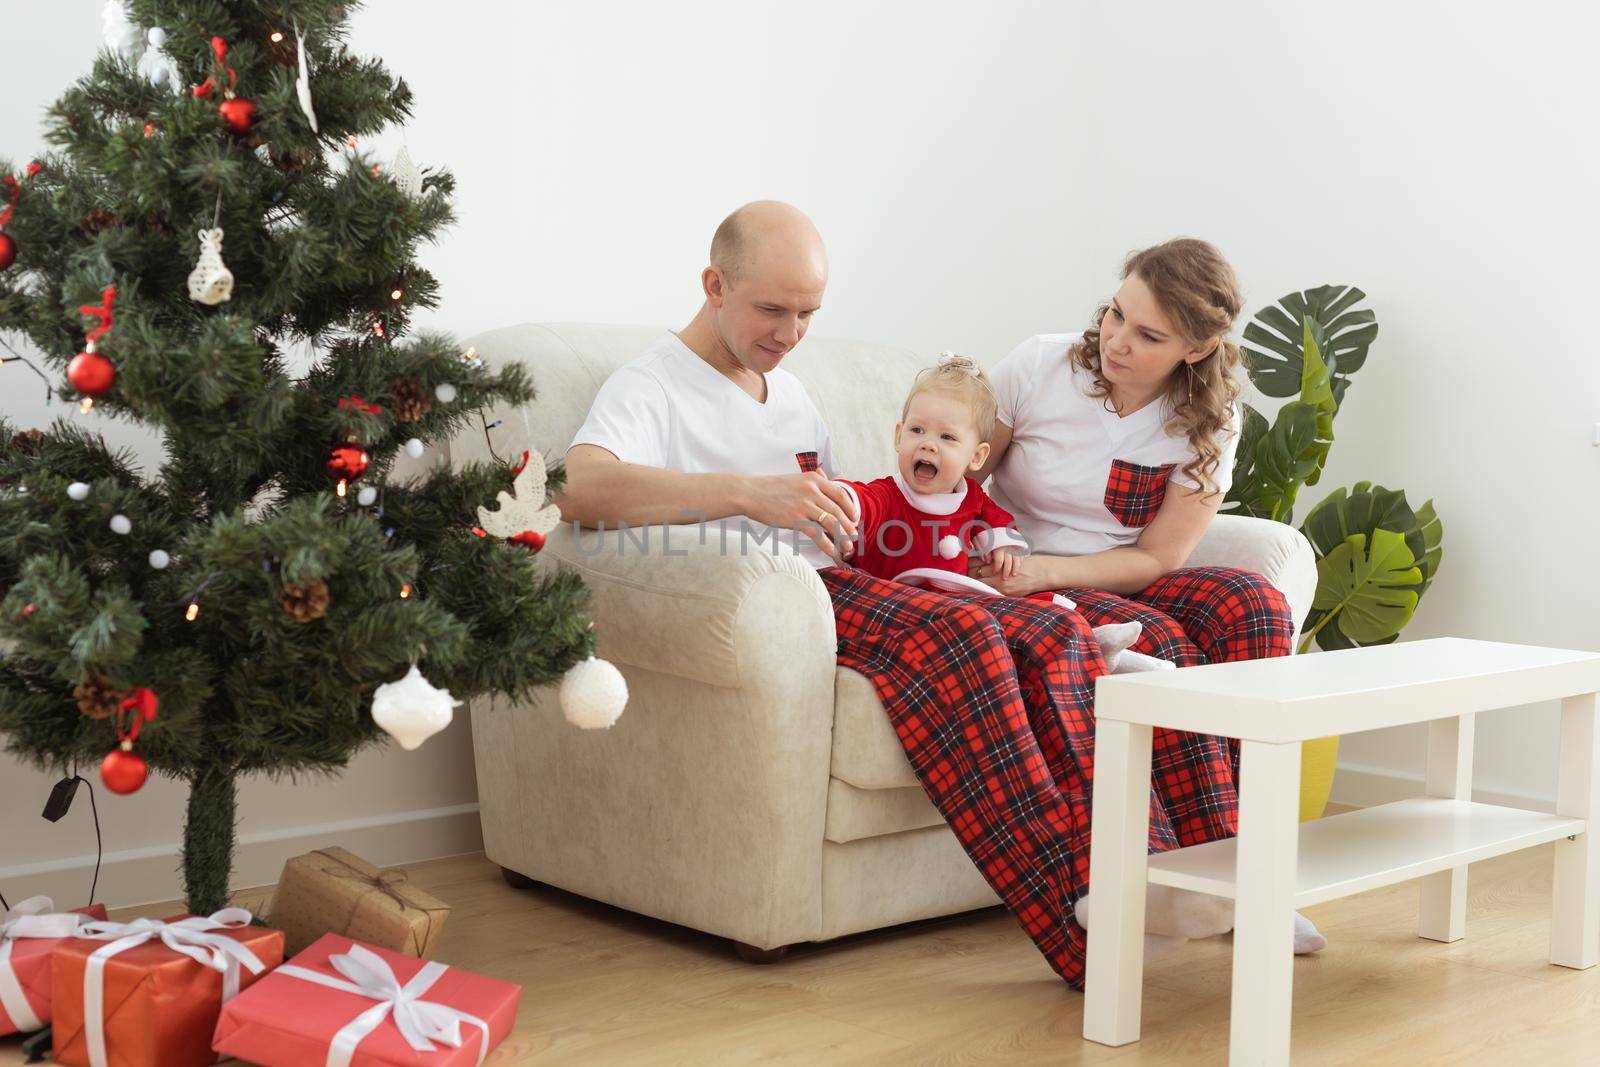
[{"left": 0, "top": 2, "right": 596, "bottom": 914}]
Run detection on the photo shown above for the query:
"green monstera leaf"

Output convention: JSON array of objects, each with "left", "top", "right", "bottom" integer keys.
[
  {"left": 1251, "top": 401, "right": 1322, "bottom": 524},
  {"left": 1242, "top": 284, "right": 1377, "bottom": 409},
  {"left": 1298, "top": 317, "right": 1337, "bottom": 489},
  {"left": 1301, "top": 529, "right": 1421, "bottom": 654},
  {"left": 1298, "top": 482, "right": 1443, "bottom": 652},
  {"left": 1222, "top": 402, "right": 1271, "bottom": 518}
]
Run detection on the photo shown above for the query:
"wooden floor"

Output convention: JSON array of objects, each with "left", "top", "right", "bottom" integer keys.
[{"left": 6, "top": 836, "right": 1600, "bottom": 1066}]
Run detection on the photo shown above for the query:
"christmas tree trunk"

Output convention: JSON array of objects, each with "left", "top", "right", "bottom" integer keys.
[
  {"left": 183, "top": 764, "right": 237, "bottom": 915},
  {"left": 0, "top": 2, "right": 599, "bottom": 912}
]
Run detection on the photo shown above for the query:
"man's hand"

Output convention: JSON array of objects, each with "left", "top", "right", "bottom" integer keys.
[{"left": 742, "top": 471, "right": 859, "bottom": 564}]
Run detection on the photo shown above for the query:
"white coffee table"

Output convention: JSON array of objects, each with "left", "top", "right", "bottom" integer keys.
[{"left": 1081, "top": 637, "right": 1600, "bottom": 1066}]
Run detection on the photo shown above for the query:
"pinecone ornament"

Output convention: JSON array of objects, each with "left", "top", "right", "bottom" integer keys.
[
  {"left": 391, "top": 377, "right": 431, "bottom": 423},
  {"left": 78, "top": 209, "right": 124, "bottom": 242},
  {"left": 278, "top": 579, "right": 330, "bottom": 622},
  {"left": 9, "top": 428, "right": 44, "bottom": 455},
  {"left": 146, "top": 208, "right": 175, "bottom": 237},
  {"left": 74, "top": 674, "right": 119, "bottom": 719}
]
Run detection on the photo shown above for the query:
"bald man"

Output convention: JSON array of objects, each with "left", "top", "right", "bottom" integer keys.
[{"left": 560, "top": 200, "right": 858, "bottom": 562}]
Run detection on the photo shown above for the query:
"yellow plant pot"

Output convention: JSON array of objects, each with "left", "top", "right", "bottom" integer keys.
[{"left": 1298, "top": 735, "right": 1340, "bottom": 821}]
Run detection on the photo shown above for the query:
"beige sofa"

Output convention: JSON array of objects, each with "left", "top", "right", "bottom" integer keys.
[{"left": 455, "top": 323, "right": 1318, "bottom": 958}]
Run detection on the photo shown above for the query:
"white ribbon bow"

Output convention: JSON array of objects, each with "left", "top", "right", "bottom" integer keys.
[
  {"left": 0, "top": 896, "right": 92, "bottom": 1032},
  {"left": 278, "top": 943, "right": 490, "bottom": 1067},
  {"left": 73, "top": 908, "right": 264, "bottom": 1067}
]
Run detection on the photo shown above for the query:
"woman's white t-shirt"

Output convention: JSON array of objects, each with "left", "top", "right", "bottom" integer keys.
[
  {"left": 569, "top": 331, "right": 841, "bottom": 566},
  {"left": 987, "top": 333, "right": 1240, "bottom": 558}
]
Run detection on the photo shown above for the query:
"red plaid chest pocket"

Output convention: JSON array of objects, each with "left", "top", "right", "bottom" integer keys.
[{"left": 1102, "top": 459, "right": 1177, "bottom": 528}]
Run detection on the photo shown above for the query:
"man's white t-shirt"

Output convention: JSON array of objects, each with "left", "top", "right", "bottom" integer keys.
[
  {"left": 987, "top": 333, "right": 1240, "bottom": 558},
  {"left": 569, "top": 331, "right": 841, "bottom": 566}
]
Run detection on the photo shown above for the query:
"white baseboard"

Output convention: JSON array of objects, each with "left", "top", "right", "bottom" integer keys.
[
  {"left": 1331, "top": 762, "right": 1556, "bottom": 814},
  {"left": 0, "top": 804, "right": 484, "bottom": 911}
]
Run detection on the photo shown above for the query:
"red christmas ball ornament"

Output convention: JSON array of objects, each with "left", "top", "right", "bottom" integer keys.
[
  {"left": 0, "top": 232, "right": 15, "bottom": 270},
  {"left": 100, "top": 742, "right": 149, "bottom": 794},
  {"left": 326, "top": 443, "right": 371, "bottom": 481},
  {"left": 509, "top": 530, "right": 546, "bottom": 553},
  {"left": 67, "top": 350, "right": 116, "bottom": 397},
  {"left": 218, "top": 97, "right": 258, "bottom": 135}
]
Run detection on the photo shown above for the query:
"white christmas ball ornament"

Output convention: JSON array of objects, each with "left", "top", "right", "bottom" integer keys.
[
  {"left": 371, "top": 663, "right": 461, "bottom": 750},
  {"left": 148, "top": 549, "right": 171, "bottom": 570},
  {"left": 433, "top": 382, "right": 457, "bottom": 403},
  {"left": 404, "top": 438, "right": 425, "bottom": 459},
  {"left": 67, "top": 482, "right": 91, "bottom": 501},
  {"left": 559, "top": 656, "right": 628, "bottom": 729},
  {"left": 109, "top": 514, "right": 132, "bottom": 535},
  {"left": 356, "top": 486, "right": 378, "bottom": 507},
  {"left": 937, "top": 534, "right": 963, "bottom": 560}
]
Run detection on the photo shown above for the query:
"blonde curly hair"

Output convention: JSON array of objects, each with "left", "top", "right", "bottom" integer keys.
[
  {"left": 1070, "top": 238, "right": 1244, "bottom": 495},
  {"left": 901, "top": 351, "right": 1000, "bottom": 442}
]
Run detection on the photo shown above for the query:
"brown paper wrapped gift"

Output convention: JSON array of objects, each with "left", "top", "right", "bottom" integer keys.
[{"left": 266, "top": 847, "right": 450, "bottom": 958}]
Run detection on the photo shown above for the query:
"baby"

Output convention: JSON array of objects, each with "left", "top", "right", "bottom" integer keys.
[
  {"left": 831, "top": 353, "right": 1029, "bottom": 581},
  {"left": 814, "top": 353, "right": 1166, "bottom": 675}
]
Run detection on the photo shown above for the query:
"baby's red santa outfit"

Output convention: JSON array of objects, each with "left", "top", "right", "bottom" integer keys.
[{"left": 834, "top": 470, "right": 1031, "bottom": 582}]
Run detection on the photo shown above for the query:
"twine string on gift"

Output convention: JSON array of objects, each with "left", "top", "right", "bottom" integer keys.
[
  {"left": 277, "top": 943, "right": 490, "bottom": 1067},
  {"left": 73, "top": 908, "right": 265, "bottom": 1067},
  {"left": 0, "top": 897, "right": 92, "bottom": 1033},
  {"left": 311, "top": 849, "right": 447, "bottom": 955}
]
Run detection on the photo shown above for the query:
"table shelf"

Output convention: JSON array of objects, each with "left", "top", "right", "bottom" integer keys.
[{"left": 1146, "top": 798, "right": 1585, "bottom": 908}]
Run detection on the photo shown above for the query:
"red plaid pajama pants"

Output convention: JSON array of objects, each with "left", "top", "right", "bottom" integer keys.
[{"left": 820, "top": 564, "right": 1293, "bottom": 988}]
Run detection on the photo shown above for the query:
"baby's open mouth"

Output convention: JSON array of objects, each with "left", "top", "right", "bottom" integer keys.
[{"left": 913, "top": 459, "right": 939, "bottom": 482}]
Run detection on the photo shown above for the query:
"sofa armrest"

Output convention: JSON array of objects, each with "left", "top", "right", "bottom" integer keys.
[
  {"left": 542, "top": 523, "right": 835, "bottom": 690},
  {"left": 1186, "top": 514, "right": 1318, "bottom": 638}
]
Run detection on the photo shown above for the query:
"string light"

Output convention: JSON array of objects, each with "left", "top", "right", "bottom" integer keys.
[
  {"left": 143, "top": 123, "right": 154, "bottom": 137},
  {"left": 336, "top": 478, "right": 348, "bottom": 498},
  {"left": 185, "top": 601, "right": 200, "bottom": 622},
  {"left": 389, "top": 288, "right": 403, "bottom": 301},
  {"left": 399, "top": 583, "right": 412, "bottom": 599},
  {"left": 269, "top": 30, "right": 285, "bottom": 43},
  {"left": 79, "top": 397, "right": 94, "bottom": 414},
  {"left": 372, "top": 320, "right": 385, "bottom": 338}
]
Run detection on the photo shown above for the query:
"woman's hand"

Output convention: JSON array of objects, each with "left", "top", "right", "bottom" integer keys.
[{"left": 969, "top": 552, "right": 1049, "bottom": 597}]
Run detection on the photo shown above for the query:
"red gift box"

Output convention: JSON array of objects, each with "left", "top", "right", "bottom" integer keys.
[
  {"left": 51, "top": 908, "right": 284, "bottom": 1067},
  {"left": 212, "top": 934, "right": 520, "bottom": 1067},
  {"left": 0, "top": 897, "right": 108, "bottom": 1035}
]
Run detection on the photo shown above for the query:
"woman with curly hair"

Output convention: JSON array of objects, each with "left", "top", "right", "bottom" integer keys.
[{"left": 970, "top": 237, "right": 1326, "bottom": 957}]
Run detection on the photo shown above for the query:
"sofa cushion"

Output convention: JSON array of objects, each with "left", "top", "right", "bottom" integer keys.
[
  {"left": 831, "top": 667, "right": 920, "bottom": 789},
  {"left": 824, "top": 779, "right": 945, "bottom": 844}
]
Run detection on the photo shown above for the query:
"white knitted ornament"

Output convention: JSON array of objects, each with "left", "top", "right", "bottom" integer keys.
[{"left": 187, "top": 228, "right": 233, "bottom": 305}]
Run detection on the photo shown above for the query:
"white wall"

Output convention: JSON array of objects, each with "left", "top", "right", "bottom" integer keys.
[{"left": 3, "top": 1, "right": 1598, "bottom": 906}]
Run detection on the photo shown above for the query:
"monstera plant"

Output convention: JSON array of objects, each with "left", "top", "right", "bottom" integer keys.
[{"left": 1224, "top": 285, "right": 1444, "bottom": 654}]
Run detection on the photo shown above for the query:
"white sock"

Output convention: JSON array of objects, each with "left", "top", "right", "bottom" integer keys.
[
  {"left": 1090, "top": 622, "right": 1142, "bottom": 671},
  {"left": 1076, "top": 892, "right": 1330, "bottom": 955},
  {"left": 1294, "top": 912, "right": 1328, "bottom": 954}
]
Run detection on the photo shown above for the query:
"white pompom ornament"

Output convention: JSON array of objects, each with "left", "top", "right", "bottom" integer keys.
[
  {"left": 559, "top": 656, "right": 628, "bottom": 730},
  {"left": 109, "top": 514, "right": 132, "bottom": 535},
  {"left": 371, "top": 663, "right": 461, "bottom": 750},
  {"left": 148, "top": 549, "right": 171, "bottom": 570},
  {"left": 937, "top": 534, "right": 963, "bottom": 560},
  {"left": 433, "top": 382, "right": 457, "bottom": 403},
  {"left": 67, "top": 482, "right": 91, "bottom": 501},
  {"left": 187, "top": 228, "right": 234, "bottom": 305},
  {"left": 404, "top": 438, "right": 425, "bottom": 459},
  {"left": 356, "top": 485, "right": 378, "bottom": 507}
]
